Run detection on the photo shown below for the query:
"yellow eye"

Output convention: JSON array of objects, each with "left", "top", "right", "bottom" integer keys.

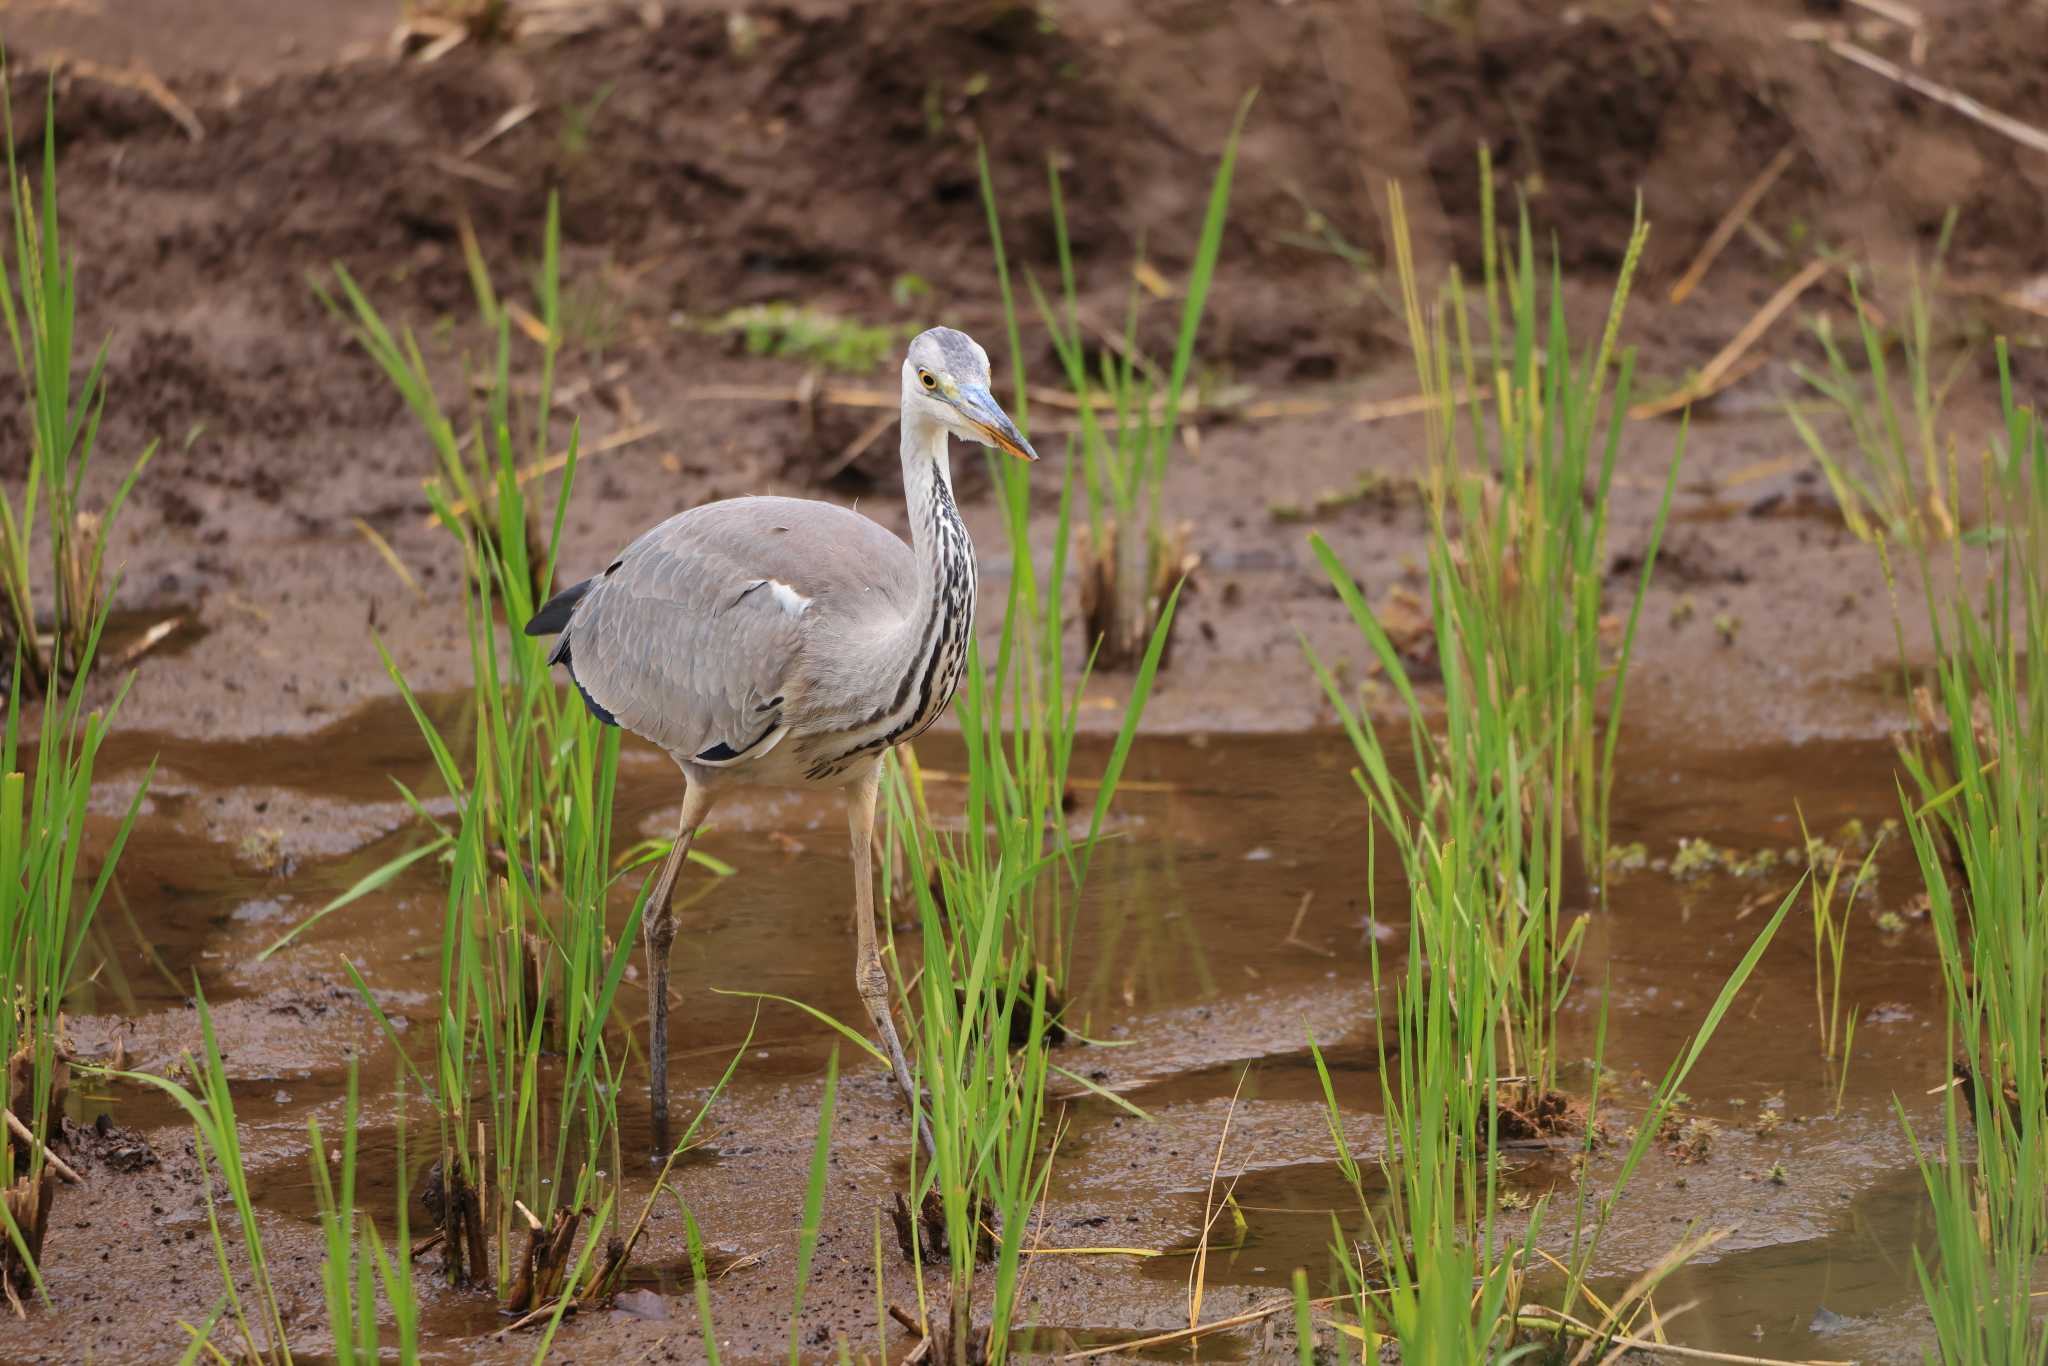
[{"left": 918, "top": 370, "right": 938, "bottom": 391}]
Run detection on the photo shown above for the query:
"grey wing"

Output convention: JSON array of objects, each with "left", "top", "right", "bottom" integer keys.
[{"left": 557, "top": 498, "right": 915, "bottom": 762}]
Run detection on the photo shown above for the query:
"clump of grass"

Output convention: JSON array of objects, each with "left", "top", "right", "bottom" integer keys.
[
  {"left": 998, "top": 93, "right": 1252, "bottom": 671},
  {"left": 848, "top": 172, "right": 1185, "bottom": 1361},
  {"left": 0, "top": 64, "right": 157, "bottom": 695},
  {"left": 0, "top": 612, "right": 149, "bottom": 1309},
  {"left": 703, "top": 302, "right": 921, "bottom": 373},
  {"left": 296, "top": 196, "right": 708, "bottom": 1312},
  {"left": 1303, "top": 150, "right": 1666, "bottom": 1108},
  {"left": 1381, "top": 153, "right": 1678, "bottom": 878},
  {"left": 1303, "top": 154, "right": 1787, "bottom": 1357},
  {"left": 1893, "top": 341, "right": 2048, "bottom": 1361},
  {"left": 112, "top": 1001, "right": 428, "bottom": 1363},
  {"left": 1788, "top": 220, "right": 1964, "bottom": 549},
  {"left": 112, "top": 992, "right": 292, "bottom": 1361},
  {"left": 1306, "top": 772, "right": 1793, "bottom": 1357},
  {"left": 1799, "top": 805, "right": 1876, "bottom": 1089},
  {"left": 876, "top": 497, "right": 1177, "bottom": 1363},
  {"left": 306, "top": 1064, "right": 420, "bottom": 1364}
]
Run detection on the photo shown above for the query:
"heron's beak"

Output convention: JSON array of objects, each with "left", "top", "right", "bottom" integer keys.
[{"left": 953, "top": 384, "right": 1038, "bottom": 462}]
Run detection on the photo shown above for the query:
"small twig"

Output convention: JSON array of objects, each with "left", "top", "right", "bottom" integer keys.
[
  {"left": 3, "top": 1111, "right": 81, "bottom": 1185},
  {"left": 352, "top": 518, "right": 425, "bottom": 600},
  {"left": 1823, "top": 39, "right": 2048, "bottom": 157},
  {"left": 819, "top": 410, "right": 897, "bottom": 481},
  {"left": 55, "top": 57, "right": 204, "bottom": 141},
  {"left": 1631, "top": 258, "right": 1832, "bottom": 419},
  {"left": 1521, "top": 1305, "right": 1851, "bottom": 1366},
  {"left": 1060, "top": 1294, "right": 1353, "bottom": 1361},
  {"left": 428, "top": 153, "right": 519, "bottom": 193},
  {"left": 1282, "top": 891, "right": 1335, "bottom": 957},
  {"left": 116, "top": 616, "right": 183, "bottom": 667},
  {"left": 1669, "top": 145, "right": 1797, "bottom": 305},
  {"left": 461, "top": 101, "right": 537, "bottom": 159}
]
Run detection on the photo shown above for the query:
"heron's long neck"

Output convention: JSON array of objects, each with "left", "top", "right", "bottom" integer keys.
[
  {"left": 901, "top": 413, "right": 972, "bottom": 602},
  {"left": 884, "top": 413, "right": 976, "bottom": 731},
  {"left": 802, "top": 415, "right": 975, "bottom": 779}
]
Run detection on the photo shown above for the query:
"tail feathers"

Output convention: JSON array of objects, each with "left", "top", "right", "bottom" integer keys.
[{"left": 526, "top": 577, "right": 593, "bottom": 639}]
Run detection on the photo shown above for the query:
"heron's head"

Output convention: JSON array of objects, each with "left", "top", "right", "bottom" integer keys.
[{"left": 902, "top": 327, "right": 1037, "bottom": 462}]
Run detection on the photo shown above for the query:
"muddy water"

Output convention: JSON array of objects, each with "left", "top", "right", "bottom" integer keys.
[{"left": 74, "top": 702, "right": 1948, "bottom": 1362}]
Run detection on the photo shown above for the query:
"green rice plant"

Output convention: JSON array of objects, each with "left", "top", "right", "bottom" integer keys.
[
  {"left": 850, "top": 174, "right": 1186, "bottom": 1359},
  {"left": 1304, "top": 162, "right": 1788, "bottom": 1352},
  {"left": 293, "top": 199, "right": 721, "bottom": 1308},
  {"left": 1798, "top": 806, "right": 1875, "bottom": 1074},
  {"left": 0, "top": 63, "right": 157, "bottom": 693},
  {"left": 1337, "top": 824, "right": 1541, "bottom": 1360},
  {"left": 1893, "top": 344, "right": 2048, "bottom": 1363},
  {"left": 1306, "top": 795, "right": 1793, "bottom": 1357},
  {"left": 786, "top": 1048, "right": 838, "bottom": 1366},
  {"left": 1788, "top": 220, "right": 1963, "bottom": 549},
  {"left": 0, "top": 608, "right": 149, "bottom": 1307},
  {"left": 384, "top": 622, "right": 639, "bottom": 1310},
  {"left": 310, "top": 197, "right": 592, "bottom": 884},
  {"left": 289, "top": 498, "right": 642, "bottom": 1308},
  {"left": 1306, "top": 528, "right": 1580, "bottom": 1106},
  {"left": 306, "top": 1064, "right": 420, "bottom": 1364},
  {"left": 111, "top": 991, "right": 291, "bottom": 1363},
  {"left": 1382, "top": 157, "right": 1678, "bottom": 879},
  {"left": 121, "top": 1007, "right": 425, "bottom": 1363},
  {"left": 999, "top": 92, "right": 1251, "bottom": 670},
  {"left": 878, "top": 592, "right": 1174, "bottom": 1363}
]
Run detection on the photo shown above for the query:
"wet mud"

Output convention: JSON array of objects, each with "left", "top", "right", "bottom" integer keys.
[{"left": 0, "top": 711, "right": 1962, "bottom": 1363}]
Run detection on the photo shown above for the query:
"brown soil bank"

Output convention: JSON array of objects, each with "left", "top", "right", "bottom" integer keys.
[{"left": 0, "top": 0, "right": 2038, "bottom": 749}]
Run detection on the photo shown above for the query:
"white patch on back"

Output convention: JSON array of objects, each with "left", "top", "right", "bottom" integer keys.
[{"left": 750, "top": 578, "right": 812, "bottom": 617}]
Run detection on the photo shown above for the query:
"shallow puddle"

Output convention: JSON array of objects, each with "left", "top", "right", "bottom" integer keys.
[{"left": 79, "top": 699, "right": 1950, "bottom": 1360}]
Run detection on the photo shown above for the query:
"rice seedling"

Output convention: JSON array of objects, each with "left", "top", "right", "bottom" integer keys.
[
  {"left": 1306, "top": 792, "right": 1793, "bottom": 1358},
  {"left": 1788, "top": 219, "right": 1963, "bottom": 550},
  {"left": 1301, "top": 154, "right": 1679, "bottom": 1101},
  {"left": 877, "top": 588, "right": 1176, "bottom": 1362},
  {"left": 829, "top": 164, "right": 1190, "bottom": 1363},
  {"left": 1893, "top": 342, "right": 2048, "bottom": 1363},
  {"left": 306, "top": 1065, "right": 420, "bottom": 1364},
  {"left": 786, "top": 1048, "right": 838, "bottom": 1366},
  {"left": 1375, "top": 155, "right": 1679, "bottom": 878},
  {"left": 0, "top": 606, "right": 149, "bottom": 1309},
  {"left": 1301, "top": 158, "right": 1788, "bottom": 1356},
  {"left": 1307, "top": 517, "right": 1582, "bottom": 1109},
  {"left": 114, "top": 1001, "right": 429, "bottom": 1363},
  {"left": 297, "top": 198, "right": 700, "bottom": 1313},
  {"left": 1798, "top": 806, "right": 1875, "bottom": 1080},
  {"left": 999, "top": 92, "right": 1251, "bottom": 670},
  {"left": 110, "top": 991, "right": 292, "bottom": 1362},
  {"left": 0, "top": 64, "right": 157, "bottom": 694}
]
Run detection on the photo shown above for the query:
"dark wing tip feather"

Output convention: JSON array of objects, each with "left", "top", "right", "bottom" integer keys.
[{"left": 526, "top": 577, "right": 593, "bottom": 637}]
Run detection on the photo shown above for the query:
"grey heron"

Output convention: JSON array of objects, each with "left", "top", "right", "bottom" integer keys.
[{"left": 525, "top": 327, "right": 1036, "bottom": 1147}]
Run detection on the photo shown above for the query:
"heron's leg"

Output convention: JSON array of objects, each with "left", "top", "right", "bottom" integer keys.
[
  {"left": 645, "top": 783, "right": 713, "bottom": 1154},
  {"left": 848, "top": 766, "right": 933, "bottom": 1154}
]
